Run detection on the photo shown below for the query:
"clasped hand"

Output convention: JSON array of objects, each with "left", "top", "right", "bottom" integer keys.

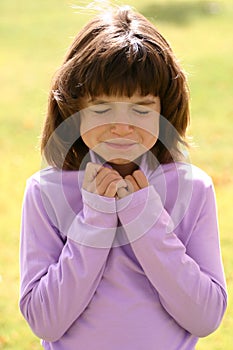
[{"left": 83, "top": 162, "right": 149, "bottom": 199}]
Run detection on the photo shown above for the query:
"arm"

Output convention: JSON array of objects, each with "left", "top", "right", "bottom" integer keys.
[
  {"left": 117, "top": 182, "right": 227, "bottom": 337},
  {"left": 20, "top": 177, "right": 117, "bottom": 342}
]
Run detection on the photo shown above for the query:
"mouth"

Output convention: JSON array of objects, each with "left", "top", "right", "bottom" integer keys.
[{"left": 104, "top": 140, "right": 138, "bottom": 150}]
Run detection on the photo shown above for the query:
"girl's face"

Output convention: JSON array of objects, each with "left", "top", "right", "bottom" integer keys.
[{"left": 80, "top": 94, "right": 161, "bottom": 164}]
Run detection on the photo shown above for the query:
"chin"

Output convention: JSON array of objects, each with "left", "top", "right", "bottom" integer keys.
[
  {"left": 96, "top": 152, "right": 135, "bottom": 164},
  {"left": 108, "top": 158, "right": 132, "bottom": 165}
]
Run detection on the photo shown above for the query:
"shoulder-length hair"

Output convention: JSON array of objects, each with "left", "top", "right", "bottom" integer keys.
[{"left": 41, "top": 6, "right": 190, "bottom": 170}]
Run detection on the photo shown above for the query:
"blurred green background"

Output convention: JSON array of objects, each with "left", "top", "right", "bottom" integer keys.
[{"left": 0, "top": 0, "right": 232, "bottom": 349}]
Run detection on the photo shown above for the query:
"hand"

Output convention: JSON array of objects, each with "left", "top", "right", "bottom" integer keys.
[
  {"left": 83, "top": 162, "right": 128, "bottom": 198},
  {"left": 116, "top": 170, "right": 149, "bottom": 199}
]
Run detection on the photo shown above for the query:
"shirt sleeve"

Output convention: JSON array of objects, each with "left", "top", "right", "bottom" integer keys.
[
  {"left": 117, "top": 183, "right": 227, "bottom": 337},
  {"left": 19, "top": 178, "right": 117, "bottom": 342}
]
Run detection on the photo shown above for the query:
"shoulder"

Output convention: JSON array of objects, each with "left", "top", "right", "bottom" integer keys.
[
  {"left": 23, "top": 167, "right": 84, "bottom": 232},
  {"left": 26, "top": 167, "right": 84, "bottom": 191},
  {"left": 26, "top": 167, "right": 56, "bottom": 188},
  {"left": 24, "top": 167, "right": 84, "bottom": 212},
  {"left": 149, "top": 163, "right": 217, "bottom": 237},
  {"left": 150, "top": 162, "right": 215, "bottom": 217},
  {"left": 157, "top": 162, "right": 213, "bottom": 190}
]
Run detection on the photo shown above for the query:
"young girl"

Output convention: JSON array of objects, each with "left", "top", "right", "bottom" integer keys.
[{"left": 20, "top": 6, "right": 227, "bottom": 350}]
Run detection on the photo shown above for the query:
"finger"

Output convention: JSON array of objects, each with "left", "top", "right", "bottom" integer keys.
[
  {"left": 116, "top": 179, "right": 129, "bottom": 199},
  {"left": 132, "top": 170, "right": 149, "bottom": 188},
  {"left": 84, "top": 182, "right": 97, "bottom": 193},
  {"left": 95, "top": 167, "right": 119, "bottom": 187},
  {"left": 104, "top": 179, "right": 125, "bottom": 198},
  {"left": 116, "top": 179, "right": 134, "bottom": 199},
  {"left": 116, "top": 179, "right": 128, "bottom": 190},
  {"left": 85, "top": 174, "right": 121, "bottom": 195},
  {"left": 83, "top": 162, "right": 102, "bottom": 189},
  {"left": 96, "top": 172, "right": 123, "bottom": 196},
  {"left": 124, "top": 179, "right": 135, "bottom": 193},
  {"left": 116, "top": 187, "right": 129, "bottom": 199},
  {"left": 125, "top": 175, "right": 140, "bottom": 192}
]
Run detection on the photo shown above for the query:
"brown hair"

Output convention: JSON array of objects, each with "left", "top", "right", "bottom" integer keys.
[{"left": 41, "top": 6, "right": 190, "bottom": 170}]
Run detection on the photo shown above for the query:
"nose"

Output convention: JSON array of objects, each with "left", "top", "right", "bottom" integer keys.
[{"left": 110, "top": 122, "right": 134, "bottom": 136}]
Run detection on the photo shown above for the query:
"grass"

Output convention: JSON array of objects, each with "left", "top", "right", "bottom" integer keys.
[{"left": 0, "top": 0, "right": 232, "bottom": 348}]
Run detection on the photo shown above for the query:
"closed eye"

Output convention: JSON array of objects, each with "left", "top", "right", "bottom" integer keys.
[
  {"left": 93, "top": 108, "right": 111, "bottom": 114},
  {"left": 132, "top": 108, "right": 150, "bottom": 115}
]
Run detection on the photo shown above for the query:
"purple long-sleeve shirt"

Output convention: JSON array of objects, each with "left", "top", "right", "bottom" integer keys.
[{"left": 20, "top": 151, "right": 227, "bottom": 350}]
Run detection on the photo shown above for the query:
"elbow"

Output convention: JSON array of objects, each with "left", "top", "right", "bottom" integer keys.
[
  {"left": 31, "top": 325, "right": 63, "bottom": 343},
  {"left": 19, "top": 296, "right": 65, "bottom": 342},
  {"left": 34, "top": 330, "right": 63, "bottom": 343},
  {"left": 192, "top": 319, "right": 222, "bottom": 338},
  {"left": 188, "top": 293, "right": 227, "bottom": 337},
  {"left": 196, "top": 309, "right": 227, "bottom": 338},
  {"left": 192, "top": 316, "right": 224, "bottom": 338}
]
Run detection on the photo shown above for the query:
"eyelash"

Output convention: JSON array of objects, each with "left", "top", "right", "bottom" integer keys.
[
  {"left": 92, "top": 108, "right": 150, "bottom": 115},
  {"left": 132, "top": 109, "right": 149, "bottom": 115},
  {"left": 94, "top": 108, "right": 111, "bottom": 114}
]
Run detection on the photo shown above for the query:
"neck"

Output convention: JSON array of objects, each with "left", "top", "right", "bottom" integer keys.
[{"left": 107, "top": 161, "right": 139, "bottom": 177}]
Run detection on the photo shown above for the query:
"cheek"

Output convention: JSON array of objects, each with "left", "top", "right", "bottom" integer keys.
[
  {"left": 80, "top": 125, "right": 105, "bottom": 148},
  {"left": 135, "top": 114, "right": 159, "bottom": 136},
  {"left": 81, "top": 132, "right": 91, "bottom": 148},
  {"left": 138, "top": 118, "right": 159, "bottom": 147},
  {"left": 143, "top": 132, "right": 158, "bottom": 149}
]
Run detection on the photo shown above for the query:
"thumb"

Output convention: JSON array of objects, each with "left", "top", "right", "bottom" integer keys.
[{"left": 116, "top": 179, "right": 134, "bottom": 199}]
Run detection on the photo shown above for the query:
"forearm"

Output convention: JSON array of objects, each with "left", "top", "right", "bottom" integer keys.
[
  {"left": 117, "top": 185, "right": 227, "bottom": 336},
  {"left": 20, "top": 237, "right": 112, "bottom": 342},
  {"left": 129, "top": 217, "right": 227, "bottom": 336},
  {"left": 20, "top": 181, "right": 117, "bottom": 342}
]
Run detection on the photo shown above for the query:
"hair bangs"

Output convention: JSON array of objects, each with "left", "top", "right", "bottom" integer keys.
[{"left": 79, "top": 40, "right": 170, "bottom": 99}]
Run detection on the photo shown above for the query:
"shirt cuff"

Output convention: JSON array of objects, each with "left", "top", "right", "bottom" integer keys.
[
  {"left": 116, "top": 185, "right": 167, "bottom": 243},
  {"left": 81, "top": 188, "right": 116, "bottom": 213},
  {"left": 68, "top": 190, "right": 118, "bottom": 248},
  {"left": 67, "top": 217, "right": 117, "bottom": 248}
]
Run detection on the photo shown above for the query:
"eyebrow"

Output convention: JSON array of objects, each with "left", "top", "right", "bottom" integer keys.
[
  {"left": 134, "top": 100, "right": 157, "bottom": 105},
  {"left": 87, "top": 99, "right": 109, "bottom": 104},
  {"left": 88, "top": 99, "right": 157, "bottom": 105}
]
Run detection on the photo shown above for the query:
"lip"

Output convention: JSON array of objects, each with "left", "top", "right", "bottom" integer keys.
[{"left": 104, "top": 141, "right": 138, "bottom": 150}]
